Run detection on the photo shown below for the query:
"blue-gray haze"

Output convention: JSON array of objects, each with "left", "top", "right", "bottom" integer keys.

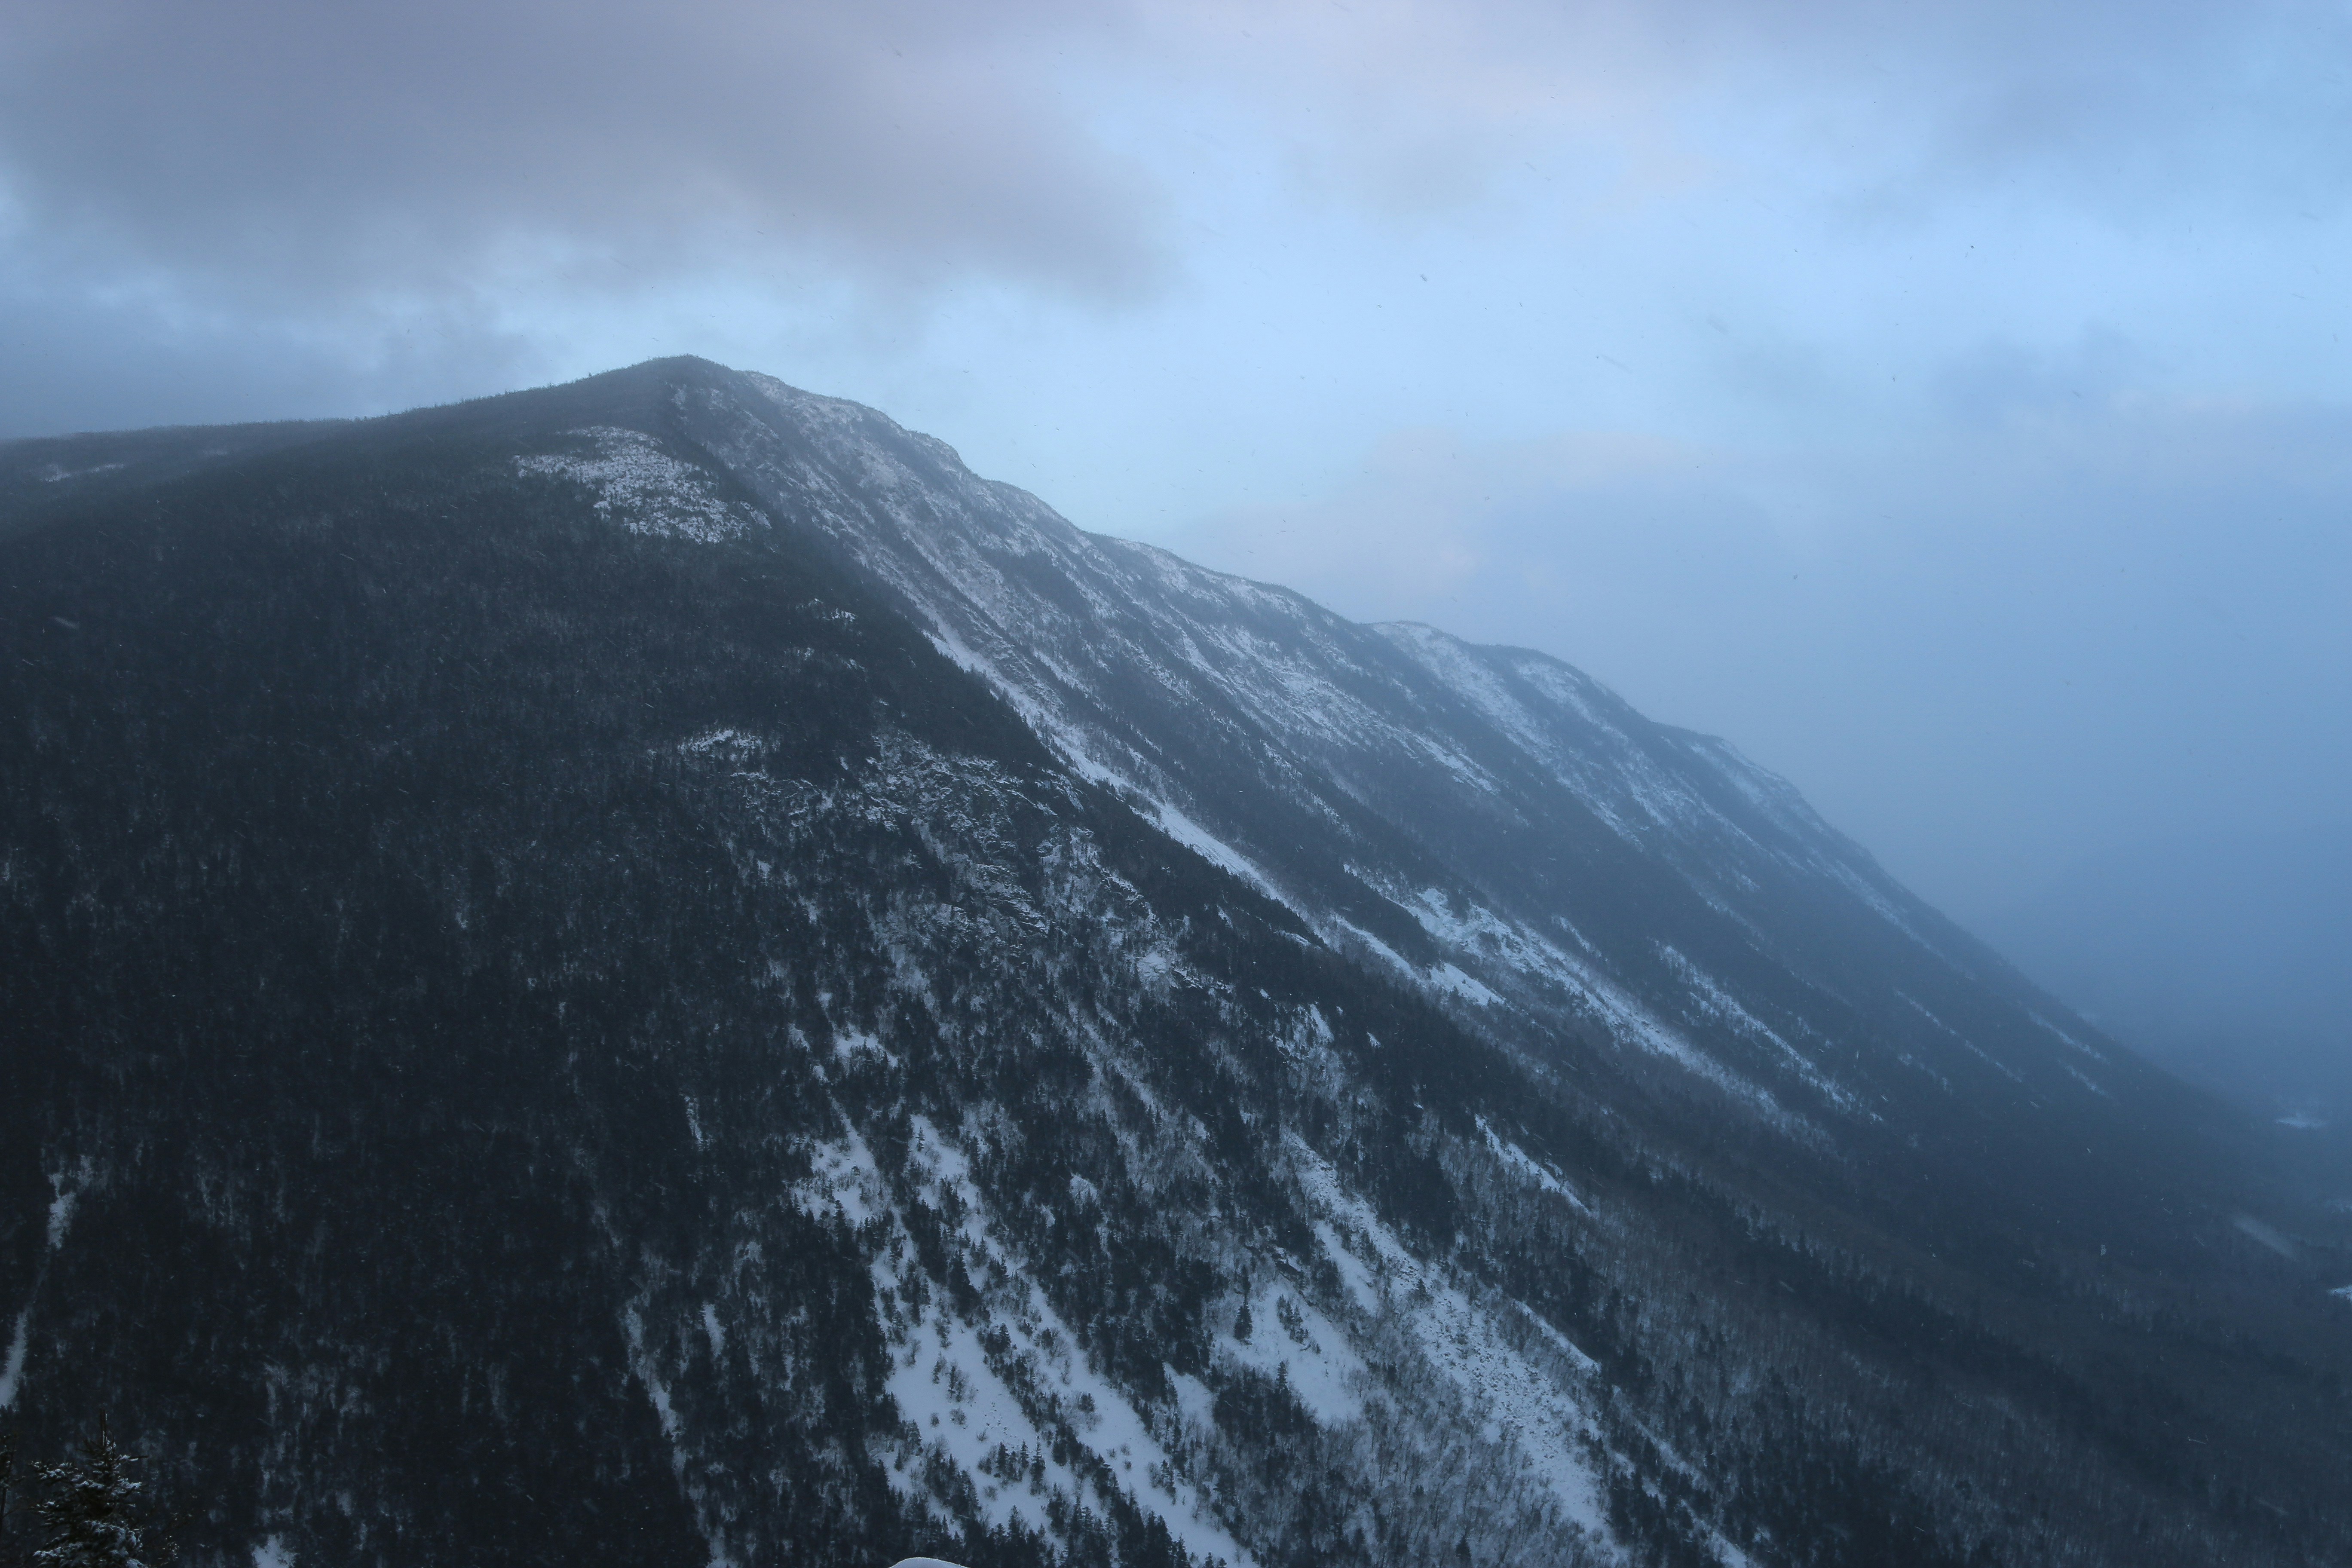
[{"left": 3, "top": 0, "right": 2345, "bottom": 1113}]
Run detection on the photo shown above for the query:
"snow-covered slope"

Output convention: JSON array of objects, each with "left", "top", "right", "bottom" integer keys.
[
  {"left": 675, "top": 369, "right": 2142, "bottom": 1133},
  {"left": 6, "top": 358, "right": 2347, "bottom": 1568}
]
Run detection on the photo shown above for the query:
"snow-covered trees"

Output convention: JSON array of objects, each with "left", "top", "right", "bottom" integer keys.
[{"left": 25, "top": 1419, "right": 167, "bottom": 1568}]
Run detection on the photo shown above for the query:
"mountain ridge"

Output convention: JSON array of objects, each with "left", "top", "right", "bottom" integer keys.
[{"left": 3, "top": 356, "right": 2347, "bottom": 1568}]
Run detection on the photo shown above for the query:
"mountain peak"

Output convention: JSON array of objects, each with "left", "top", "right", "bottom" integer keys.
[{"left": 3, "top": 364, "right": 2344, "bottom": 1568}]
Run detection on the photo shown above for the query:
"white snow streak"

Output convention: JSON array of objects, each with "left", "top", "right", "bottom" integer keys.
[
  {"left": 1291, "top": 1142, "right": 1612, "bottom": 1539},
  {"left": 797, "top": 1117, "right": 1255, "bottom": 1568},
  {"left": 0, "top": 1310, "right": 28, "bottom": 1409},
  {"left": 2233, "top": 1215, "right": 2297, "bottom": 1259},
  {"left": 1477, "top": 1118, "right": 1593, "bottom": 1216},
  {"left": 46, "top": 1183, "right": 75, "bottom": 1251},
  {"left": 1148, "top": 799, "right": 1288, "bottom": 907}
]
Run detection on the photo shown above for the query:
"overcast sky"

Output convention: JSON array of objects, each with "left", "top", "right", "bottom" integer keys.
[{"left": 4, "top": 1, "right": 2347, "bottom": 1085}]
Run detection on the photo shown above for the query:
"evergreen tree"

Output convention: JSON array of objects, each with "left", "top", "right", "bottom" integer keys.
[
  {"left": 2, "top": 1429, "right": 18, "bottom": 1565},
  {"left": 31, "top": 1418, "right": 164, "bottom": 1568}
]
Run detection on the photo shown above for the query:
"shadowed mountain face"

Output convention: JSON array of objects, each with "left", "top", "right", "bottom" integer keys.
[{"left": 3, "top": 358, "right": 2348, "bottom": 1568}]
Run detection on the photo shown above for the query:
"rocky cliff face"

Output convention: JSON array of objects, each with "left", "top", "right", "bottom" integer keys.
[{"left": 2, "top": 359, "right": 2347, "bottom": 1568}]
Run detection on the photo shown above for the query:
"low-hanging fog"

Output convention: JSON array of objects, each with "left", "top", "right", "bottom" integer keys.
[{"left": 4, "top": 0, "right": 2345, "bottom": 1117}]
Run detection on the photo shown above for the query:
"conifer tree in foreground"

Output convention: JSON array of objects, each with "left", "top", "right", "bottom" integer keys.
[
  {"left": 1, "top": 1430, "right": 18, "bottom": 1565},
  {"left": 31, "top": 1418, "right": 167, "bottom": 1568}
]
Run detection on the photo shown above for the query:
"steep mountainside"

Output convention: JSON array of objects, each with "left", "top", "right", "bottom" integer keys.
[{"left": 3, "top": 359, "right": 2348, "bottom": 1568}]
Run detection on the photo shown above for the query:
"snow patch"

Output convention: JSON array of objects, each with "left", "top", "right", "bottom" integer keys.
[
  {"left": 2059, "top": 1062, "right": 2112, "bottom": 1099},
  {"left": 1899, "top": 992, "right": 2024, "bottom": 1085},
  {"left": 0, "top": 1310, "right": 28, "bottom": 1408},
  {"left": 884, "top": 1311, "right": 1079, "bottom": 1538},
  {"left": 1291, "top": 1141, "right": 1612, "bottom": 1540},
  {"left": 1430, "top": 963, "right": 1502, "bottom": 1006},
  {"left": 871, "top": 1118, "right": 1256, "bottom": 1567},
  {"left": 1514, "top": 1301, "right": 1600, "bottom": 1374},
  {"left": 1223, "top": 1283, "right": 1366, "bottom": 1427},
  {"left": 1314, "top": 1220, "right": 1383, "bottom": 1316},
  {"left": 1476, "top": 1118, "right": 1592, "bottom": 1215},
  {"left": 1329, "top": 918, "right": 1420, "bottom": 981},
  {"left": 46, "top": 1180, "right": 76, "bottom": 1251},
  {"left": 681, "top": 729, "right": 762, "bottom": 763},
  {"left": 2031, "top": 1011, "right": 2107, "bottom": 1063},
  {"left": 1401, "top": 892, "right": 1795, "bottom": 1126},
  {"left": 832, "top": 1028, "right": 892, "bottom": 1067},
  {"left": 1147, "top": 798, "right": 1288, "bottom": 906},
  {"left": 1660, "top": 946, "right": 1864, "bottom": 1115},
  {"left": 701, "top": 1303, "right": 726, "bottom": 1360},
  {"left": 35, "top": 461, "right": 126, "bottom": 484},
  {"left": 795, "top": 1127, "right": 885, "bottom": 1225},
  {"left": 1167, "top": 1369, "right": 1215, "bottom": 1431},
  {"left": 518, "top": 428, "right": 761, "bottom": 543},
  {"left": 2233, "top": 1215, "right": 2297, "bottom": 1259},
  {"left": 621, "top": 1306, "right": 683, "bottom": 1443}
]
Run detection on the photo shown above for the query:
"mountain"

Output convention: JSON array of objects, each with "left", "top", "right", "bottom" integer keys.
[{"left": 3, "top": 358, "right": 2348, "bottom": 1568}]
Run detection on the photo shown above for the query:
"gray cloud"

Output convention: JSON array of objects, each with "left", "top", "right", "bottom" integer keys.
[
  {"left": 8, "top": 0, "right": 2339, "bottom": 334},
  {"left": 0, "top": 0, "right": 1163, "bottom": 316},
  {"left": 0, "top": 258, "right": 552, "bottom": 436},
  {"left": 4, "top": 0, "right": 2345, "bottom": 439},
  {"left": 1145, "top": 0, "right": 2352, "bottom": 222}
]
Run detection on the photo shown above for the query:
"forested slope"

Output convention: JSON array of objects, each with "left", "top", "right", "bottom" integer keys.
[{"left": 2, "top": 362, "right": 2346, "bottom": 1568}]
